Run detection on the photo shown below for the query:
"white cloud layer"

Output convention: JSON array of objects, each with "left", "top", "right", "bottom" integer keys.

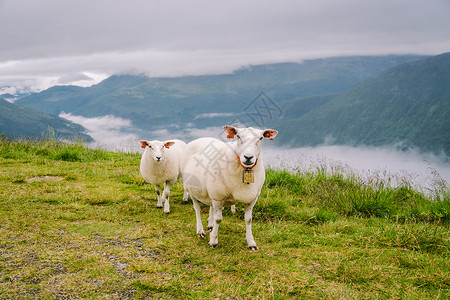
[
  {"left": 56, "top": 112, "right": 450, "bottom": 194},
  {"left": 194, "top": 113, "right": 235, "bottom": 119},
  {"left": 1, "top": 0, "right": 450, "bottom": 92},
  {"left": 59, "top": 112, "right": 140, "bottom": 152},
  {"left": 55, "top": 111, "right": 450, "bottom": 193}
]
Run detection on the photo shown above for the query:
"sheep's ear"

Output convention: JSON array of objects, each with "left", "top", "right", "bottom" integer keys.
[
  {"left": 263, "top": 130, "right": 278, "bottom": 141},
  {"left": 140, "top": 140, "right": 148, "bottom": 148},
  {"left": 223, "top": 125, "right": 237, "bottom": 139},
  {"left": 164, "top": 141, "right": 175, "bottom": 149}
]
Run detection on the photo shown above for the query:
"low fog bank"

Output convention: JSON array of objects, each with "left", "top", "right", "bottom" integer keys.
[
  {"left": 262, "top": 145, "right": 450, "bottom": 194},
  {"left": 60, "top": 113, "right": 141, "bottom": 152},
  {"left": 60, "top": 112, "right": 449, "bottom": 194},
  {"left": 60, "top": 113, "right": 224, "bottom": 152}
]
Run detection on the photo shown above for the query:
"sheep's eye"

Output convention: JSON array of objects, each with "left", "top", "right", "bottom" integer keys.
[
  {"left": 259, "top": 137, "right": 263, "bottom": 141},
  {"left": 148, "top": 145, "right": 152, "bottom": 149}
]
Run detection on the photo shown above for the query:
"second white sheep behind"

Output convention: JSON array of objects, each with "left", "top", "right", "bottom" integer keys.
[{"left": 140, "top": 139, "right": 188, "bottom": 214}]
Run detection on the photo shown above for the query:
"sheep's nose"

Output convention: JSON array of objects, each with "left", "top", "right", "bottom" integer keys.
[
  {"left": 244, "top": 155, "right": 253, "bottom": 161},
  {"left": 156, "top": 156, "right": 161, "bottom": 161}
]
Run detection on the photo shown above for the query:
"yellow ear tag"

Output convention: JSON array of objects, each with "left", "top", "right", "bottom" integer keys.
[{"left": 243, "top": 170, "right": 254, "bottom": 184}]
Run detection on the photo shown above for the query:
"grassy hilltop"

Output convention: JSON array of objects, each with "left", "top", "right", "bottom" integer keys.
[{"left": 0, "top": 139, "right": 449, "bottom": 299}]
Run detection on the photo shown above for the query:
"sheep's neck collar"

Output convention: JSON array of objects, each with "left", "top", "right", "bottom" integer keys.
[{"left": 236, "top": 154, "right": 258, "bottom": 170}]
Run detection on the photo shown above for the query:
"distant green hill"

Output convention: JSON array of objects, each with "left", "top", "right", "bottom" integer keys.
[
  {"left": 276, "top": 53, "right": 450, "bottom": 155},
  {"left": 17, "top": 55, "right": 425, "bottom": 132},
  {"left": 0, "top": 98, "right": 92, "bottom": 141}
]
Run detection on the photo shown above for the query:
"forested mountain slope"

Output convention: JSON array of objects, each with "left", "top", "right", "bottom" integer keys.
[{"left": 276, "top": 53, "right": 450, "bottom": 155}]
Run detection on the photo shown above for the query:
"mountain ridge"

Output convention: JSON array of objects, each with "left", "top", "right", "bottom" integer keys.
[
  {"left": 13, "top": 54, "right": 449, "bottom": 154},
  {"left": 16, "top": 55, "right": 426, "bottom": 133},
  {"left": 276, "top": 53, "right": 450, "bottom": 155}
]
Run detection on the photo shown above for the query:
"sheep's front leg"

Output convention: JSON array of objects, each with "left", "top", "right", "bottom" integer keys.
[
  {"left": 155, "top": 185, "right": 163, "bottom": 208},
  {"left": 209, "top": 200, "right": 223, "bottom": 248},
  {"left": 162, "top": 181, "right": 171, "bottom": 214},
  {"left": 244, "top": 200, "right": 258, "bottom": 250}
]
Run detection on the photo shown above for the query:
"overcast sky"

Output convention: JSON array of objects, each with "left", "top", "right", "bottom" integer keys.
[{"left": 1, "top": 0, "right": 450, "bottom": 94}]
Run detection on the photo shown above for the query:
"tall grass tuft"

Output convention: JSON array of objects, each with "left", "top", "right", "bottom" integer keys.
[
  {"left": 0, "top": 136, "right": 112, "bottom": 162},
  {"left": 264, "top": 162, "right": 449, "bottom": 224}
]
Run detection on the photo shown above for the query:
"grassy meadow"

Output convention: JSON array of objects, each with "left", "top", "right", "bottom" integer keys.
[{"left": 0, "top": 138, "right": 449, "bottom": 299}]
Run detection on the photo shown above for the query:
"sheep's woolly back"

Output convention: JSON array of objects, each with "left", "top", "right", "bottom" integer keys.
[
  {"left": 181, "top": 137, "right": 265, "bottom": 207},
  {"left": 140, "top": 139, "right": 186, "bottom": 186}
]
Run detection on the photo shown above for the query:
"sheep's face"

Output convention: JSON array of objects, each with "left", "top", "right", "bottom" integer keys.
[
  {"left": 223, "top": 126, "right": 278, "bottom": 169},
  {"left": 140, "top": 140, "right": 175, "bottom": 162}
]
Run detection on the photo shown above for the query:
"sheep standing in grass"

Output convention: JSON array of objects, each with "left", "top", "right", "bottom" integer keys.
[
  {"left": 140, "top": 139, "right": 188, "bottom": 214},
  {"left": 181, "top": 126, "right": 278, "bottom": 249}
]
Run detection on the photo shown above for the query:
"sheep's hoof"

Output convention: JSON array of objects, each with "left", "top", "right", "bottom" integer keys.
[
  {"left": 197, "top": 233, "right": 205, "bottom": 238},
  {"left": 164, "top": 211, "right": 170, "bottom": 214},
  {"left": 156, "top": 206, "right": 163, "bottom": 209},
  {"left": 207, "top": 226, "right": 213, "bottom": 231},
  {"left": 209, "top": 243, "right": 218, "bottom": 248},
  {"left": 248, "top": 246, "right": 259, "bottom": 251}
]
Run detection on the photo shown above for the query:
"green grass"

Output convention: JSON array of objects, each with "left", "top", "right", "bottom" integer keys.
[{"left": 1, "top": 139, "right": 449, "bottom": 299}]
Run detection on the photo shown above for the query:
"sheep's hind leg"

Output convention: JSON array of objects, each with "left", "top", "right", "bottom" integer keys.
[
  {"left": 207, "top": 206, "right": 214, "bottom": 230},
  {"left": 192, "top": 197, "right": 205, "bottom": 238},
  {"left": 178, "top": 175, "right": 189, "bottom": 203},
  {"left": 182, "top": 189, "right": 189, "bottom": 203},
  {"left": 209, "top": 200, "right": 223, "bottom": 248},
  {"left": 155, "top": 185, "right": 163, "bottom": 209}
]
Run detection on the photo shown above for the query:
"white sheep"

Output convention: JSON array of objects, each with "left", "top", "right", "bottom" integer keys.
[
  {"left": 181, "top": 126, "right": 278, "bottom": 250},
  {"left": 140, "top": 139, "right": 188, "bottom": 214}
]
